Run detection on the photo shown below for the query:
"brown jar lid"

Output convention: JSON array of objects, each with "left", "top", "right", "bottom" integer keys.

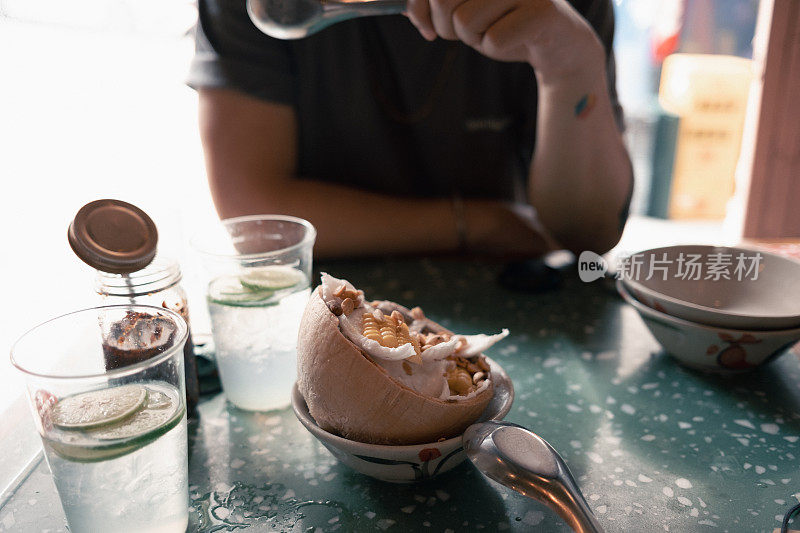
[{"left": 68, "top": 199, "right": 158, "bottom": 274}]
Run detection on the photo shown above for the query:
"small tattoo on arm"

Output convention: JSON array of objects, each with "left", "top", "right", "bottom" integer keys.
[{"left": 574, "top": 93, "right": 596, "bottom": 119}]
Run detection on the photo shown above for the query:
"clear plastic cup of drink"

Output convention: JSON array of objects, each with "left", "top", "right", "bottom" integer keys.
[
  {"left": 192, "top": 215, "right": 316, "bottom": 411},
  {"left": 10, "top": 305, "right": 190, "bottom": 533}
]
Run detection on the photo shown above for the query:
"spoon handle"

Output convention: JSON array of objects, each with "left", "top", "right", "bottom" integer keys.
[
  {"left": 509, "top": 435, "right": 605, "bottom": 533},
  {"left": 555, "top": 467, "right": 605, "bottom": 533},
  {"left": 463, "top": 422, "right": 605, "bottom": 533},
  {"left": 324, "top": 0, "right": 406, "bottom": 16},
  {"left": 498, "top": 461, "right": 604, "bottom": 533}
]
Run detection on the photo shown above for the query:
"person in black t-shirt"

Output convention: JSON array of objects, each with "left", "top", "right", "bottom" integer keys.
[{"left": 188, "top": 0, "right": 632, "bottom": 258}]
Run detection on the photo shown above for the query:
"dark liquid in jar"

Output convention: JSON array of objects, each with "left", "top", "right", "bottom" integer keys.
[{"left": 102, "top": 310, "right": 199, "bottom": 417}]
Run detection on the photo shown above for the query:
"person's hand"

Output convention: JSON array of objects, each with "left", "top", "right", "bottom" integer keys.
[
  {"left": 463, "top": 200, "right": 554, "bottom": 258},
  {"left": 405, "top": 0, "right": 604, "bottom": 83}
]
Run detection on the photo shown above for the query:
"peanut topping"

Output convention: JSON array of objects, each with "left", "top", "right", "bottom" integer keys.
[
  {"left": 402, "top": 361, "right": 413, "bottom": 376},
  {"left": 333, "top": 284, "right": 360, "bottom": 303},
  {"left": 390, "top": 310, "right": 405, "bottom": 325},
  {"left": 341, "top": 297, "right": 355, "bottom": 316},
  {"left": 444, "top": 354, "right": 491, "bottom": 396},
  {"left": 446, "top": 367, "right": 473, "bottom": 395},
  {"left": 425, "top": 334, "right": 446, "bottom": 347}
]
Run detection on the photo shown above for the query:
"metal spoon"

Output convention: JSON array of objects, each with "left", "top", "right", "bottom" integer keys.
[
  {"left": 247, "top": 0, "right": 406, "bottom": 40},
  {"left": 464, "top": 421, "right": 605, "bottom": 533}
]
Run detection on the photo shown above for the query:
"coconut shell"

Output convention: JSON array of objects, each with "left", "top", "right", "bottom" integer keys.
[{"left": 297, "top": 288, "right": 493, "bottom": 445}]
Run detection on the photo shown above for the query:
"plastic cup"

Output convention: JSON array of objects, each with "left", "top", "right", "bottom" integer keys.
[
  {"left": 192, "top": 215, "right": 316, "bottom": 411},
  {"left": 10, "top": 305, "right": 190, "bottom": 533}
]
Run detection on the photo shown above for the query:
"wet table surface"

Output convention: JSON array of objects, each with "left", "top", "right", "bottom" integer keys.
[{"left": 2, "top": 258, "right": 800, "bottom": 532}]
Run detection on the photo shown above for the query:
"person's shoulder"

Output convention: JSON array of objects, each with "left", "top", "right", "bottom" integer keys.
[{"left": 190, "top": 0, "right": 298, "bottom": 103}]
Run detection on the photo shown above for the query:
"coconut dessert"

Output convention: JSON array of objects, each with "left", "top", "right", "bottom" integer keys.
[{"left": 297, "top": 273, "right": 508, "bottom": 445}]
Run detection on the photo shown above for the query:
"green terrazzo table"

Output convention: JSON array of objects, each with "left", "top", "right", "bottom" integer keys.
[{"left": 2, "top": 258, "right": 799, "bottom": 532}]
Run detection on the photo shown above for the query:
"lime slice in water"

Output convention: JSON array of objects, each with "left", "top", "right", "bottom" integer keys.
[
  {"left": 91, "top": 388, "right": 176, "bottom": 440},
  {"left": 51, "top": 384, "right": 148, "bottom": 430},
  {"left": 240, "top": 265, "right": 303, "bottom": 291},
  {"left": 43, "top": 383, "right": 184, "bottom": 463},
  {"left": 207, "top": 275, "right": 276, "bottom": 306}
]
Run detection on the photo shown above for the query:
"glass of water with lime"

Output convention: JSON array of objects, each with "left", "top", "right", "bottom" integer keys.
[
  {"left": 193, "top": 215, "right": 316, "bottom": 411},
  {"left": 10, "top": 305, "right": 190, "bottom": 533}
]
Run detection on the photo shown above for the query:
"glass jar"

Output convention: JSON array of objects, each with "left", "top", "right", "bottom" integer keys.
[{"left": 96, "top": 256, "right": 200, "bottom": 417}]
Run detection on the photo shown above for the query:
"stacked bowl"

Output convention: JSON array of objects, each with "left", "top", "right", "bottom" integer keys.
[{"left": 617, "top": 245, "right": 800, "bottom": 372}]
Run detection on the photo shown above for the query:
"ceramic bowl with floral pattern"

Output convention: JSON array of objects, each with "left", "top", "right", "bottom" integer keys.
[
  {"left": 618, "top": 280, "right": 800, "bottom": 373},
  {"left": 291, "top": 356, "right": 514, "bottom": 483}
]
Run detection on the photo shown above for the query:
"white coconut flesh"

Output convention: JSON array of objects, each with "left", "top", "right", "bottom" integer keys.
[{"left": 320, "top": 273, "right": 508, "bottom": 401}]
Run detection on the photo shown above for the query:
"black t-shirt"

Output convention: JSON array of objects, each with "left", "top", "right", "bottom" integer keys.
[{"left": 188, "top": 0, "right": 623, "bottom": 201}]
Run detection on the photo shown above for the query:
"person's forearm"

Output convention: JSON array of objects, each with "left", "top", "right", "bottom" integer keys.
[
  {"left": 529, "top": 53, "right": 633, "bottom": 255},
  {"left": 212, "top": 177, "right": 455, "bottom": 257},
  {"left": 210, "top": 176, "right": 548, "bottom": 259}
]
